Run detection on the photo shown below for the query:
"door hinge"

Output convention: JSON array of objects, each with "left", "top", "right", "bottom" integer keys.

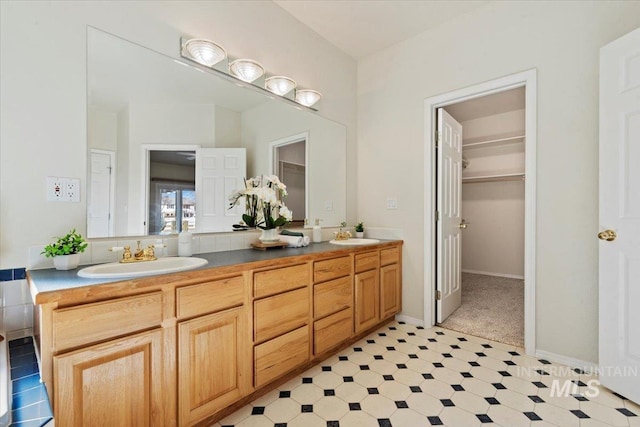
[
  {"left": 435, "top": 131, "right": 441, "bottom": 148},
  {"left": 435, "top": 210, "right": 440, "bottom": 221},
  {"left": 436, "top": 290, "right": 442, "bottom": 300}
]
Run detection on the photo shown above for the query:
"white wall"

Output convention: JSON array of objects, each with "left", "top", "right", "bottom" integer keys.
[
  {"left": 0, "top": 0, "right": 357, "bottom": 268},
  {"left": 357, "top": 1, "right": 640, "bottom": 363},
  {"left": 88, "top": 108, "right": 117, "bottom": 151},
  {"left": 215, "top": 106, "right": 242, "bottom": 148}
]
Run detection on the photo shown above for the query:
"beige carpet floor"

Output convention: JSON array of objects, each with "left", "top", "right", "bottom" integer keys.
[{"left": 438, "top": 272, "right": 524, "bottom": 348}]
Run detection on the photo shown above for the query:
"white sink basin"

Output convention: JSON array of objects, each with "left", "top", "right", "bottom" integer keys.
[
  {"left": 77, "top": 257, "right": 208, "bottom": 279},
  {"left": 329, "top": 238, "right": 381, "bottom": 246}
]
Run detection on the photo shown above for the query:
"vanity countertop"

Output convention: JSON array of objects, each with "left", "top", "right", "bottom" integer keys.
[{"left": 28, "top": 240, "right": 402, "bottom": 305}]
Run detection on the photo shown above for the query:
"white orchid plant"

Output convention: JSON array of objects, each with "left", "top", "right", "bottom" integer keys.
[{"left": 228, "top": 175, "right": 293, "bottom": 230}]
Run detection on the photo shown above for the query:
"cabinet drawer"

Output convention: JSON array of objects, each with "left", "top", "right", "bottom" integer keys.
[
  {"left": 314, "top": 276, "right": 351, "bottom": 319},
  {"left": 254, "top": 264, "right": 309, "bottom": 299},
  {"left": 177, "top": 275, "right": 244, "bottom": 319},
  {"left": 255, "top": 325, "right": 309, "bottom": 388},
  {"left": 355, "top": 251, "right": 379, "bottom": 273},
  {"left": 314, "top": 308, "right": 352, "bottom": 355},
  {"left": 53, "top": 292, "right": 163, "bottom": 351},
  {"left": 381, "top": 247, "right": 400, "bottom": 266},
  {"left": 314, "top": 256, "right": 351, "bottom": 283},
  {"left": 254, "top": 287, "right": 309, "bottom": 343}
]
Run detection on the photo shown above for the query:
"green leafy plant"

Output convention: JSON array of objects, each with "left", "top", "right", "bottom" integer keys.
[
  {"left": 354, "top": 222, "right": 364, "bottom": 232},
  {"left": 41, "top": 229, "right": 88, "bottom": 258}
]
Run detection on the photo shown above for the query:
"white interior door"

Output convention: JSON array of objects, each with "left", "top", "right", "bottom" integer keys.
[
  {"left": 599, "top": 27, "right": 640, "bottom": 403},
  {"left": 195, "top": 148, "right": 246, "bottom": 232},
  {"left": 88, "top": 150, "right": 114, "bottom": 237},
  {"left": 437, "top": 109, "right": 463, "bottom": 323}
]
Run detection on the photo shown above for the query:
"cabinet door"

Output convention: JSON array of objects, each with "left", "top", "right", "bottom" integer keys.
[
  {"left": 54, "top": 329, "right": 164, "bottom": 427},
  {"left": 354, "top": 269, "right": 379, "bottom": 333},
  {"left": 380, "top": 263, "right": 401, "bottom": 319},
  {"left": 178, "top": 306, "right": 249, "bottom": 426}
]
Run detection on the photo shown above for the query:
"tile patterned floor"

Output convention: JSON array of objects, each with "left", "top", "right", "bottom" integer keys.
[{"left": 213, "top": 322, "right": 640, "bottom": 427}]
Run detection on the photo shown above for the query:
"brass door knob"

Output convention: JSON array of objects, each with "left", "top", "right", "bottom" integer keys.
[
  {"left": 598, "top": 229, "right": 617, "bottom": 241},
  {"left": 459, "top": 220, "right": 468, "bottom": 229}
]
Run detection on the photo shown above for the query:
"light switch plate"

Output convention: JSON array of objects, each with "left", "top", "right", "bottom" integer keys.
[{"left": 386, "top": 198, "right": 398, "bottom": 209}]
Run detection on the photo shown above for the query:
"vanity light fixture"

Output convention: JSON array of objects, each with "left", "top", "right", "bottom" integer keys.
[
  {"left": 229, "top": 59, "right": 265, "bottom": 83},
  {"left": 183, "top": 39, "right": 226, "bottom": 67},
  {"left": 295, "top": 89, "right": 322, "bottom": 107},
  {"left": 265, "top": 76, "right": 297, "bottom": 96}
]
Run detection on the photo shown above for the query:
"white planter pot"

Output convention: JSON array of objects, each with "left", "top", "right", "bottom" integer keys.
[
  {"left": 356, "top": 231, "right": 364, "bottom": 239},
  {"left": 53, "top": 253, "right": 80, "bottom": 271},
  {"left": 259, "top": 228, "right": 279, "bottom": 242}
]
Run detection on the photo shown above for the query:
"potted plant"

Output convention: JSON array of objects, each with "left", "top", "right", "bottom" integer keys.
[
  {"left": 41, "top": 229, "right": 88, "bottom": 270},
  {"left": 354, "top": 222, "right": 364, "bottom": 238}
]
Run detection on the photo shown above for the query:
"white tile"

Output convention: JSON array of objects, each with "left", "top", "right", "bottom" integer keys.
[
  {"left": 230, "top": 234, "right": 247, "bottom": 250},
  {"left": 3, "top": 279, "right": 30, "bottom": 306},
  {"left": 28, "top": 245, "right": 53, "bottom": 270},
  {"left": 199, "top": 235, "right": 216, "bottom": 253},
  {"left": 216, "top": 235, "right": 231, "bottom": 252},
  {"left": 165, "top": 237, "right": 178, "bottom": 256},
  {"left": 4, "top": 303, "right": 33, "bottom": 332},
  {"left": 89, "top": 239, "right": 119, "bottom": 263},
  {"left": 359, "top": 394, "right": 396, "bottom": 418},
  {"left": 190, "top": 236, "right": 201, "bottom": 254},
  {"left": 262, "top": 396, "right": 301, "bottom": 423},
  {"left": 290, "top": 383, "right": 324, "bottom": 404},
  {"left": 438, "top": 406, "right": 482, "bottom": 427},
  {"left": 310, "top": 397, "right": 349, "bottom": 420}
]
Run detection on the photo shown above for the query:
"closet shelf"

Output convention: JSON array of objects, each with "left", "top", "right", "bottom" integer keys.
[
  {"left": 462, "top": 172, "right": 525, "bottom": 184},
  {"left": 462, "top": 135, "right": 525, "bottom": 150}
]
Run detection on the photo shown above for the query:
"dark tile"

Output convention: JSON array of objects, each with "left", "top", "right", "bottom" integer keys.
[
  {"left": 504, "top": 360, "right": 516, "bottom": 366},
  {"left": 485, "top": 397, "right": 500, "bottom": 405},
  {"left": 613, "top": 391, "right": 628, "bottom": 400},
  {"left": 532, "top": 381, "right": 547, "bottom": 389},
  {"left": 523, "top": 412, "right": 542, "bottom": 421},
  {"left": 428, "top": 338, "right": 437, "bottom": 343},
  {"left": 11, "top": 352, "right": 38, "bottom": 369},
  {"left": 408, "top": 332, "right": 416, "bottom": 336},
  {"left": 408, "top": 354, "right": 418, "bottom": 359},
  {"left": 451, "top": 384, "right": 464, "bottom": 391},
  {"left": 9, "top": 344, "right": 35, "bottom": 359},
  {"left": 389, "top": 327, "right": 397, "bottom": 330},
  {"left": 410, "top": 386, "right": 422, "bottom": 393},
  {"left": 476, "top": 352, "right": 487, "bottom": 357},
  {"left": 302, "top": 377, "right": 312, "bottom": 384},
  {"left": 359, "top": 365, "right": 370, "bottom": 370},
  {"left": 9, "top": 336, "right": 33, "bottom": 349},
  {"left": 442, "top": 353, "right": 453, "bottom": 358},
  {"left": 617, "top": 408, "right": 637, "bottom": 417},
  {"left": 476, "top": 414, "right": 492, "bottom": 423},
  {"left": 396, "top": 364, "right": 407, "bottom": 369},
  {"left": 482, "top": 344, "right": 492, "bottom": 348},
  {"left": 9, "top": 419, "right": 51, "bottom": 427},
  {"left": 14, "top": 268, "right": 26, "bottom": 280},
  {"left": 397, "top": 339, "right": 406, "bottom": 343},
  {"left": 11, "top": 399, "right": 52, "bottom": 422},
  {"left": 12, "top": 384, "right": 48, "bottom": 410},
  {"left": 349, "top": 402, "right": 361, "bottom": 411},
  {"left": 367, "top": 339, "right": 376, "bottom": 344},
  {"left": 422, "top": 373, "right": 434, "bottom": 380},
  {"left": 378, "top": 418, "right": 392, "bottom": 427},
  {"left": 492, "top": 383, "right": 506, "bottom": 390},
  {"left": 440, "top": 399, "right": 454, "bottom": 407},
  {"left": 398, "top": 321, "right": 405, "bottom": 325},
  {"left": 537, "top": 358, "right": 550, "bottom": 364},
  {"left": 571, "top": 379, "right": 587, "bottom": 387},
  {"left": 354, "top": 347, "right": 363, "bottom": 352},
  {"left": 374, "top": 355, "right": 384, "bottom": 360},
  {"left": 469, "top": 361, "right": 480, "bottom": 367},
  {"left": 378, "top": 333, "right": 387, "bottom": 337},
  {"left": 327, "top": 421, "right": 340, "bottom": 427},
  {"left": 367, "top": 387, "right": 379, "bottom": 395},
  {"left": 383, "top": 375, "right": 394, "bottom": 381},
  {"left": 535, "top": 369, "right": 549, "bottom": 375},
  {"left": 433, "top": 362, "right": 444, "bottom": 368},
  {"left": 461, "top": 372, "right": 473, "bottom": 378},
  {"left": 457, "top": 337, "right": 467, "bottom": 341},
  {"left": 528, "top": 395, "right": 544, "bottom": 403},
  {"left": 436, "top": 331, "right": 444, "bottom": 336},
  {"left": 0, "top": 269, "right": 13, "bottom": 281},
  {"left": 417, "top": 326, "right": 424, "bottom": 330},
  {"left": 509, "top": 351, "right": 520, "bottom": 356},
  {"left": 339, "top": 356, "right": 348, "bottom": 361},
  {"left": 498, "top": 371, "right": 511, "bottom": 377},
  {"left": 324, "top": 389, "right": 335, "bottom": 396},
  {"left": 395, "top": 400, "right": 408, "bottom": 409},
  {"left": 419, "top": 345, "right": 428, "bottom": 350},
  {"left": 450, "top": 345, "right": 460, "bottom": 349},
  {"left": 11, "top": 362, "right": 40, "bottom": 380},
  {"left": 428, "top": 416, "right": 443, "bottom": 425},
  {"left": 573, "top": 368, "right": 586, "bottom": 374},
  {"left": 12, "top": 373, "right": 42, "bottom": 394},
  {"left": 386, "top": 346, "right": 396, "bottom": 351},
  {"left": 279, "top": 390, "right": 291, "bottom": 398},
  {"left": 301, "top": 404, "right": 313, "bottom": 413},
  {"left": 343, "top": 376, "right": 354, "bottom": 382},
  {"left": 322, "top": 366, "right": 331, "bottom": 372},
  {"left": 251, "top": 406, "right": 265, "bottom": 415},
  {"left": 570, "top": 409, "right": 590, "bottom": 419},
  {"left": 275, "top": 423, "right": 287, "bottom": 427},
  {"left": 572, "top": 394, "right": 588, "bottom": 401}
]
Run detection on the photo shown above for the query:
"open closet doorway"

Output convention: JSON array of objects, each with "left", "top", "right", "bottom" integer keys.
[
  {"left": 424, "top": 70, "right": 537, "bottom": 354},
  {"left": 270, "top": 132, "right": 309, "bottom": 227},
  {"left": 438, "top": 88, "right": 526, "bottom": 347}
]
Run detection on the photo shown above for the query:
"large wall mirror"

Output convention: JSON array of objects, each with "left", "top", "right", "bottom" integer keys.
[{"left": 87, "top": 27, "right": 347, "bottom": 238}]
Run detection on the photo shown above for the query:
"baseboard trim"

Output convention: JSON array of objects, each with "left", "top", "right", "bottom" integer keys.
[
  {"left": 462, "top": 269, "right": 525, "bottom": 280},
  {"left": 535, "top": 349, "right": 597, "bottom": 370},
  {"left": 395, "top": 314, "right": 424, "bottom": 327}
]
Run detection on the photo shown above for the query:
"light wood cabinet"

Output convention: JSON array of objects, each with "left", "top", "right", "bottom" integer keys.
[
  {"left": 380, "top": 263, "right": 401, "bottom": 319},
  {"left": 53, "top": 329, "right": 164, "bottom": 427},
  {"left": 354, "top": 269, "right": 380, "bottom": 333},
  {"left": 254, "top": 325, "right": 309, "bottom": 387},
  {"left": 178, "top": 306, "right": 250, "bottom": 426}
]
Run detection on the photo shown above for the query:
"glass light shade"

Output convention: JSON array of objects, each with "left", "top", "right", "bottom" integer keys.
[
  {"left": 295, "top": 89, "right": 322, "bottom": 107},
  {"left": 265, "top": 76, "right": 297, "bottom": 96},
  {"left": 184, "top": 39, "right": 226, "bottom": 67},
  {"left": 229, "top": 59, "right": 265, "bottom": 83}
]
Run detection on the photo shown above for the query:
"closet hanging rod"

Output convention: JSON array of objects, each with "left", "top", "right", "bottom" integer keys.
[{"left": 462, "top": 173, "right": 525, "bottom": 184}]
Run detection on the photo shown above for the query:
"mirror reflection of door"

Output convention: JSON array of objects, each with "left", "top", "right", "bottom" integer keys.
[
  {"left": 148, "top": 151, "right": 195, "bottom": 234},
  {"left": 88, "top": 149, "right": 116, "bottom": 237},
  {"left": 272, "top": 135, "right": 307, "bottom": 227}
]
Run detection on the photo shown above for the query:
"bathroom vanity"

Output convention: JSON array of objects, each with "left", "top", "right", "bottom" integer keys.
[{"left": 27, "top": 240, "right": 402, "bottom": 427}]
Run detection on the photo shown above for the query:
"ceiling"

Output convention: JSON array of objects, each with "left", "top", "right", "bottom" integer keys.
[
  {"left": 273, "top": 0, "right": 489, "bottom": 59},
  {"left": 444, "top": 87, "right": 525, "bottom": 122}
]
